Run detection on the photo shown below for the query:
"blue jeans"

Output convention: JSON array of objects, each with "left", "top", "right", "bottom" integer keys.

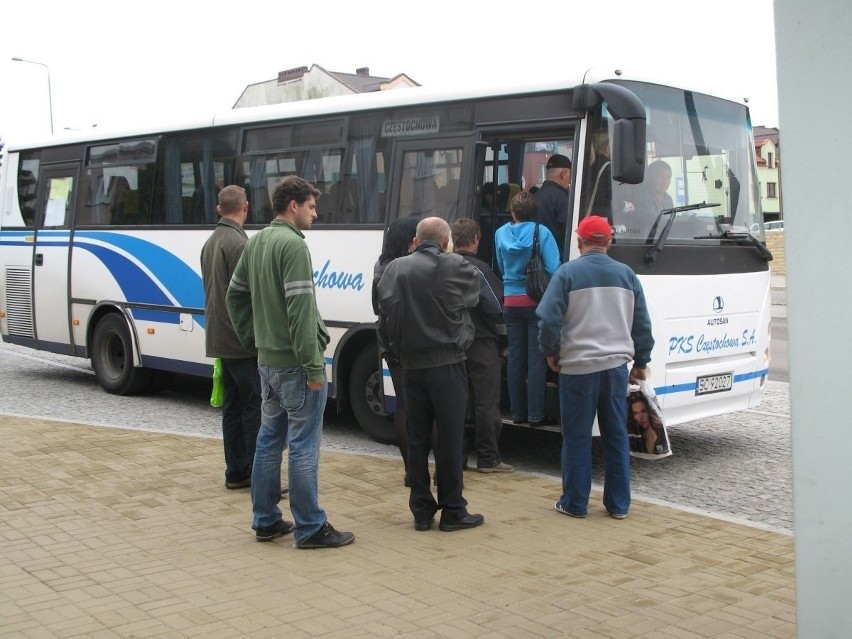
[
  {"left": 557, "top": 365, "right": 630, "bottom": 516},
  {"left": 252, "top": 365, "right": 327, "bottom": 543},
  {"left": 221, "top": 357, "right": 261, "bottom": 483},
  {"left": 504, "top": 306, "right": 547, "bottom": 422}
]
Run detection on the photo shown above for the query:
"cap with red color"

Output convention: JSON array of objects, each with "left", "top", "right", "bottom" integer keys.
[{"left": 576, "top": 215, "right": 612, "bottom": 243}]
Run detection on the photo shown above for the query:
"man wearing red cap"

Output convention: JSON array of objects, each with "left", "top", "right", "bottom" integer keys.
[{"left": 536, "top": 215, "right": 654, "bottom": 520}]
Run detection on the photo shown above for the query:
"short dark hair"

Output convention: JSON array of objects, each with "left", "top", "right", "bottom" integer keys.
[
  {"left": 380, "top": 216, "right": 420, "bottom": 264},
  {"left": 217, "top": 185, "right": 246, "bottom": 214},
  {"left": 451, "top": 218, "right": 480, "bottom": 248},
  {"left": 510, "top": 191, "right": 538, "bottom": 222},
  {"left": 271, "top": 176, "right": 321, "bottom": 215}
]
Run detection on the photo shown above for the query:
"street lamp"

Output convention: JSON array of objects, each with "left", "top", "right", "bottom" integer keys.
[{"left": 11, "top": 57, "right": 54, "bottom": 134}]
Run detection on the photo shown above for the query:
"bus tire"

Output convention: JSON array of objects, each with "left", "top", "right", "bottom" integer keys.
[
  {"left": 348, "top": 346, "right": 395, "bottom": 444},
  {"left": 91, "top": 314, "right": 152, "bottom": 395}
]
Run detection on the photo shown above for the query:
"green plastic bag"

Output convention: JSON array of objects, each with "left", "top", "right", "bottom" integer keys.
[{"left": 210, "top": 358, "right": 224, "bottom": 408}]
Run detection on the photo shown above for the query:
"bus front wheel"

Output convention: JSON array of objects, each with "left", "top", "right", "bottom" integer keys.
[
  {"left": 91, "top": 314, "right": 152, "bottom": 395},
  {"left": 348, "top": 347, "right": 395, "bottom": 444}
]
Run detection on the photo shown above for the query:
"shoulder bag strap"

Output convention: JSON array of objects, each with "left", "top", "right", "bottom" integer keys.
[{"left": 531, "top": 222, "right": 541, "bottom": 256}]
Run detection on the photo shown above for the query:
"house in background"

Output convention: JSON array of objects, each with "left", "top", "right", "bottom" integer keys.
[
  {"left": 233, "top": 64, "right": 419, "bottom": 108},
  {"left": 754, "top": 125, "right": 782, "bottom": 223}
]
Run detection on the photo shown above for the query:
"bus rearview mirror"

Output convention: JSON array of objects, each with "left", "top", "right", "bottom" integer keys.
[{"left": 612, "top": 119, "right": 646, "bottom": 184}]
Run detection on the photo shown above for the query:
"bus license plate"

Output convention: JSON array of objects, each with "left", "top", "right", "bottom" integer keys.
[{"left": 696, "top": 372, "right": 733, "bottom": 395}]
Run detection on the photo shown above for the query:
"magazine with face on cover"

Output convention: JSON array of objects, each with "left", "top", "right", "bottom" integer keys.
[{"left": 627, "top": 381, "right": 672, "bottom": 459}]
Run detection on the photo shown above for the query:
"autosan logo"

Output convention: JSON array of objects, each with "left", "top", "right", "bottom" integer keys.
[{"left": 712, "top": 296, "right": 725, "bottom": 313}]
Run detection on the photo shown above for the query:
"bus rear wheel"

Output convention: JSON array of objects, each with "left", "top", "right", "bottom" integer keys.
[
  {"left": 348, "top": 347, "right": 396, "bottom": 444},
  {"left": 91, "top": 314, "right": 152, "bottom": 395}
]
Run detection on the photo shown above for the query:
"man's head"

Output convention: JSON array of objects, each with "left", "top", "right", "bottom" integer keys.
[
  {"left": 415, "top": 216, "right": 451, "bottom": 251},
  {"left": 217, "top": 185, "right": 248, "bottom": 225},
  {"left": 576, "top": 215, "right": 612, "bottom": 253},
  {"left": 510, "top": 191, "right": 538, "bottom": 222},
  {"left": 451, "top": 218, "right": 480, "bottom": 252},
  {"left": 545, "top": 154, "right": 572, "bottom": 189},
  {"left": 272, "top": 176, "right": 321, "bottom": 230},
  {"left": 646, "top": 160, "right": 673, "bottom": 193},
  {"left": 480, "top": 182, "right": 496, "bottom": 209}
]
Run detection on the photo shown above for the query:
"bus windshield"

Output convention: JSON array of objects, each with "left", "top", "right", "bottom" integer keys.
[{"left": 586, "top": 81, "right": 760, "bottom": 243}]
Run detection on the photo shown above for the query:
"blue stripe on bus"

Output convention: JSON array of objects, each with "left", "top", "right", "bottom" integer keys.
[
  {"left": 655, "top": 368, "right": 769, "bottom": 395},
  {"left": 0, "top": 230, "right": 205, "bottom": 329},
  {"left": 75, "top": 232, "right": 204, "bottom": 310},
  {"left": 378, "top": 367, "right": 772, "bottom": 399}
]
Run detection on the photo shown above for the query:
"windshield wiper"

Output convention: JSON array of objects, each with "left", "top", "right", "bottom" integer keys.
[
  {"left": 644, "top": 202, "right": 721, "bottom": 264},
  {"left": 693, "top": 225, "right": 774, "bottom": 262}
]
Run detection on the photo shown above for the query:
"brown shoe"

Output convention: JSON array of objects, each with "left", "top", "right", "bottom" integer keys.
[
  {"left": 225, "top": 478, "right": 251, "bottom": 489},
  {"left": 476, "top": 462, "right": 514, "bottom": 474}
]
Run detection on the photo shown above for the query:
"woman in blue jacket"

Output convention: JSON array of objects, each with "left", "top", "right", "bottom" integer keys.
[{"left": 494, "top": 191, "right": 561, "bottom": 426}]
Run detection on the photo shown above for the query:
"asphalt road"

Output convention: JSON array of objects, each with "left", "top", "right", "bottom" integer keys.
[{"left": 0, "top": 337, "right": 793, "bottom": 535}]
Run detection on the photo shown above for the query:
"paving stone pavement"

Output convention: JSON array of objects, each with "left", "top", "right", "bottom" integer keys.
[{"left": 0, "top": 416, "right": 795, "bottom": 638}]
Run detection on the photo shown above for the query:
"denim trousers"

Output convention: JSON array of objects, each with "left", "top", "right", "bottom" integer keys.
[
  {"left": 252, "top": 365, "right": 327, "bottom": 543},
  {"left": 220, "top": 357, "right": 261, "bottom": 483},
  {"left": 504, "top": 305, "right": 548, "bottom": 422},
  {"left": 404, "top": 362, "right": 469, "bottom": 523},
  {"left": 557, "top": 365, "right": 630, "bottom": 516}
]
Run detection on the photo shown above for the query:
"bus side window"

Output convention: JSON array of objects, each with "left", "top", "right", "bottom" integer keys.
[
  {"left": 437, "top": 178, "right": 460, "bottom": 220},
  {"left": 80, "top": 171, "right": 111, "bottom": 225},
  {"left": 18, "top": 169, "right": 38, "bottom": 228}
]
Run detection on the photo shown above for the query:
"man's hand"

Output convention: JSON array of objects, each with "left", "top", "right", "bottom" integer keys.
[
  {"left": 307, "top": 380, "right": 324, "bottom": 391},
  {"left": 546, "top": 355, "right": 561, "bottom": 373},
  {"left": 629, "top": 366, "right": 648, "bottom": 384}
]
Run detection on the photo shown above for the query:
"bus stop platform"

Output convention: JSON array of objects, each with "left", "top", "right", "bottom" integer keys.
[{"left": 0, "top": 416, "right": 795, "bottom": 638}]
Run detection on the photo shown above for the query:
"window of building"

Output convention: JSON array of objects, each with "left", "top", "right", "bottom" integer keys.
[{"left": 767, "top": 182, "right": 777, "bottom": 198}]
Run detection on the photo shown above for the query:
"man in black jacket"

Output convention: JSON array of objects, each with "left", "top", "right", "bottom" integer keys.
[
  {"left": 534, "top": 153, "right": 572, "bottom": 258},
  {"left": 451, "top": 218, "right": 513, "bottom": 473},
  {"left": 377, "top": 217, "right": 500, "bottom": 532}
]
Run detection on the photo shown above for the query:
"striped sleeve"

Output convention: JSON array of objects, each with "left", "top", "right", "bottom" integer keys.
[{"left": 284, "top": 279, "right": 314, "bottom": 298}]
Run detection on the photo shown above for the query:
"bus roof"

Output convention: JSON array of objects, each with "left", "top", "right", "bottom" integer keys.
[{"left": 5, "top": 70, "right": 751, "bottom": 152}]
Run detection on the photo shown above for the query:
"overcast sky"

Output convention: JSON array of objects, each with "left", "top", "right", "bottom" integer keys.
[{"left": 0, "top": 0, "right": 779, "bottom": 143}]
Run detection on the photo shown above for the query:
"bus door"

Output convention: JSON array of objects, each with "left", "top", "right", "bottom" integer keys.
[
  {"left": 386, "top": 136, "right": 475, "bottom": 225},
  {"left": 474, "top": 130, "right": 578, "bottom": 268},
  {"left": 32, "top": 163, "right": 79, "bottom": 354}
]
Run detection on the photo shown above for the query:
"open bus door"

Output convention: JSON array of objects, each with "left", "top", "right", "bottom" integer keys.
[{"left": 32, "top": 163, "right": 79, "bottom": 354}]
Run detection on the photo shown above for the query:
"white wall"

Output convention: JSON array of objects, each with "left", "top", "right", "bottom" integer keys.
[{"left": 774, "top": 1, "right": 852, "bottom": 635}]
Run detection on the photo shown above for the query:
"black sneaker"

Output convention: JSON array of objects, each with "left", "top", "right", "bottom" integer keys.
[
  {"left": 439, "top": 513, "right": 485, "bottom": 532},
  {"left": 255, "top": 519, "right": 295, "bottom": 542},
  {"left": 414, "top": 516, "right": 434, "bottom": 532},
  {"left": 295, "top": 522, "right": 355, "bottom": 549}
]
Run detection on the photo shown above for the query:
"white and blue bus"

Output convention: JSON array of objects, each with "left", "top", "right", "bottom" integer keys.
[{"left": 0, "top": 73, "right": 772, "bottom": 442}]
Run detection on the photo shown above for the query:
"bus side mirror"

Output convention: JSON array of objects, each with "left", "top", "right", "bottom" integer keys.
[
  {"left": 612, "top": 118, "right": 645, "bottom": 184},
  {"left": 573, "top": 82, "right": 647, "bottom": 184}
]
